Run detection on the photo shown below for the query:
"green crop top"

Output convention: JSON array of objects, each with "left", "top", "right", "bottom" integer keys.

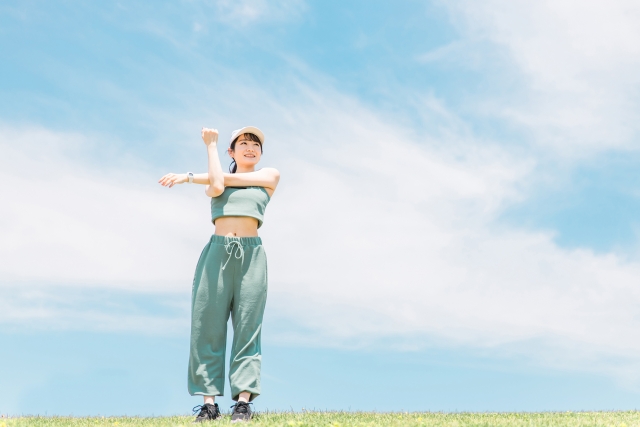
[{"left": 210, "top": 186, "right": 271, "bottom": 229}]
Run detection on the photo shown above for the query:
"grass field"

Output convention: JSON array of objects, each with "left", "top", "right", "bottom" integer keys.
[{"left": 2, "top": 411, "right": 639, "bottom": 427}]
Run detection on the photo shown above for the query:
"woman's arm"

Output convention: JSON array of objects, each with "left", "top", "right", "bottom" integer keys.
[
  {"left": 186, "top": 169, "right": 281, "bottom": 189},
  {"left": 157, "top": 172, "right": 208, "bottom": 187},
  {"left": 223, "top": 168, "right": 280, "bottom": 190},
  {"left": 159, "top": 169, "right": 280, "bottom": 189},
  {"left": 158, "top": 128, "right": 224, "bottom": 194},
  {"left": 202, "top": 128, "right": 225, "bottom": 197}
]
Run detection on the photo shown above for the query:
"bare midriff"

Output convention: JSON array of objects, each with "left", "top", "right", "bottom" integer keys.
[{"left": 214, "top": 216, "right": 260, "bottom": 237}]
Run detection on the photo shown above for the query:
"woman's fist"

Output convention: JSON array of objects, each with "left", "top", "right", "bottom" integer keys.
[
  {"left": 158, "top": 173, "right": 187, "bottom": 188},
  {"left": 201, "top": 127, "right": 219, "bottom": 146}
]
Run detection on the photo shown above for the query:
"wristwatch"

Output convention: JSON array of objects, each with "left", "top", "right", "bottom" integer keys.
[{"left": 187, "top": 172, "right": 194, "bottom": 183}]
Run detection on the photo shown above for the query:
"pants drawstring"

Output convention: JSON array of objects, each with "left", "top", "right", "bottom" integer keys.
[{"left": 222, "top": 236, "right": 244, "bottom": 270}]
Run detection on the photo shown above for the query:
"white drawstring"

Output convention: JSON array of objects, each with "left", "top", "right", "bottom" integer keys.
[{"left": 222, "top": 236, "right": 244, "bottom": 270}]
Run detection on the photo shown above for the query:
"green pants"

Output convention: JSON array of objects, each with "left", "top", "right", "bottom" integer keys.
[{"left": 188, "top": 235, "right": 268, "bottom": 402}]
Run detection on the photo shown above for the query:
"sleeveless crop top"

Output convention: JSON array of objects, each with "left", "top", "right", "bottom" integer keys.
[{"left": 210, "top": 186, "right": 271, "bottom": 229}]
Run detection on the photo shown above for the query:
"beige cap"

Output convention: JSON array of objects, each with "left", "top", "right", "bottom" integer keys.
[{"left": 230, "top": 126, "right": 265, "bottom": 145}]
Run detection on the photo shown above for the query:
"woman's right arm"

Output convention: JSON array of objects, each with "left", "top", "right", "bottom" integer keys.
[
  {"left": 157, "top": 128, "right": 225, "bottom": 197},
  {"left": 202, "top": 128, "right": 225, "bottom": 198},
  {"left": 157, "top": 173, "right": 208, "bottom": 187}
]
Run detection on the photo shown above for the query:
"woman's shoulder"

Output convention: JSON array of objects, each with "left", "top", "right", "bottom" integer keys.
[
  {"left": 258, "top": 167, "right": 280, "bottom": 176},
  {"left": 262, "top": 168, "right": 280, "bottom": 186}
]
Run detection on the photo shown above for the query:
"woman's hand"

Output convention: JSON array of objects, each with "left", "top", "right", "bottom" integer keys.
[
  {"left": 201, "top": 127, "right": 219, "bottom": 146},
  {"left": 158, "top": 173, "right": 188, "bottom": 188}
]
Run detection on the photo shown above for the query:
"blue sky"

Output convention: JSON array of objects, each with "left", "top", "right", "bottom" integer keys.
[{"left": 2, "top": 0, "right": 640, "bottom": 416}]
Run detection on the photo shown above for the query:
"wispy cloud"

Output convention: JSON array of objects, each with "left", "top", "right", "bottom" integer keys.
[
  {"left": 0, "top": 285, "right": 189, "bottom": 335},
  {"left": 414, "top": 41, "right": 469, "bottom": 64},
  {"left": 440, "top": 0, "right": 640, "bottom": 155},
  {"left": 211, "top": 0, "right": 306, "bottom": 25}
]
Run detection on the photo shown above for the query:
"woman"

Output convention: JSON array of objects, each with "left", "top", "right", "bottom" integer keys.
[{"left": 159, "top": 126, "right": 280, "bottom": 423}]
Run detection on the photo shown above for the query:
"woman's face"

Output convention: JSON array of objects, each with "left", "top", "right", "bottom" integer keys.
[{"left": 229, "top": 134, "right": 262, "bottom": 168}]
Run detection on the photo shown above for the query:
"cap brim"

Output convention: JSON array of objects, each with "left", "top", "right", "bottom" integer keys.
[{"left": 230, "top": 126, "right": 265, "bottom": 145}]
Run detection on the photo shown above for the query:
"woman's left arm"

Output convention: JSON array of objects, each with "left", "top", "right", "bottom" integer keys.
[
  {"left": 162, "top": 168, "right": 280, "bottom": 189},
  {"left": 223, "top": 168, "right": 280, "bottom": 190}
]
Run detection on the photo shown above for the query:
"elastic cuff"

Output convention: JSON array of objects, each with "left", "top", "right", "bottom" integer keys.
[{"left": 191, "top": 391, "right": 223, "bottom": 397}]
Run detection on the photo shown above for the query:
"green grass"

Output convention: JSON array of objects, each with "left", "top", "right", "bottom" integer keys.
[
  {"left": 0, "top": 411, "right": 640, "bottom": 427},
  {"left": 2, "top": 412, "right": 640, "bottom": 427}
]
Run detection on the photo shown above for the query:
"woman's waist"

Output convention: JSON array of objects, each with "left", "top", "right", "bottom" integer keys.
[{"left": 213, "top": 216, "right": 260, "bottom": 237}]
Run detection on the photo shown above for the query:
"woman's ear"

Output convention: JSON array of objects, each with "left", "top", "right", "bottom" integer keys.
[{"left": 227, "top": 147, "right": 234, "bottom": 158}]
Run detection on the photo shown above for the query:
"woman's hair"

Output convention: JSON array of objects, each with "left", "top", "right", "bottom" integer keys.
[{"left": 229, "top": 133, "right": 263, "bottom": 173}]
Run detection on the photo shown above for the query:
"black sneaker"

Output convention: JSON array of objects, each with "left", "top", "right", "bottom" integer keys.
[
  {"left": 230, "top": 401, "right": 253, "bottom": 423},
  {"left": 192, "top": 403, "right": 221, "bottom": 422}
]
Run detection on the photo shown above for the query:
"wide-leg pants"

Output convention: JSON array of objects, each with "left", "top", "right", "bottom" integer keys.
[{"left": 188, "top": 235, "right": 268, "bottom": 402}]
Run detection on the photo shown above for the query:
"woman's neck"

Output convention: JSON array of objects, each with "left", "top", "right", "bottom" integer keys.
[{"left": 235, "top": 165, "right": 256, "bottom": 173}]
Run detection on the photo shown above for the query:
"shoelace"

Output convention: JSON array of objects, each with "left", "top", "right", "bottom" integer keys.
[
  {"left": 222, "top": 236, "right": 244, "bottom": 270},
  {"left": 192, "top": 403, "right": 217, "bottom": 417},
  {"left": 230, "top": 401, "right": 253, "bottom": 414}
]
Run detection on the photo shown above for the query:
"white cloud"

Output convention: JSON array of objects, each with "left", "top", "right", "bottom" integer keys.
[
  {"left": 439, "top": 0, "right": 640, "bottom": 155},
  {"left": 253, "top": 87, "right": 640, "bottom": 381},
  {"left": 0, "top": 126, "right": 212, "bottom": 290}
]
